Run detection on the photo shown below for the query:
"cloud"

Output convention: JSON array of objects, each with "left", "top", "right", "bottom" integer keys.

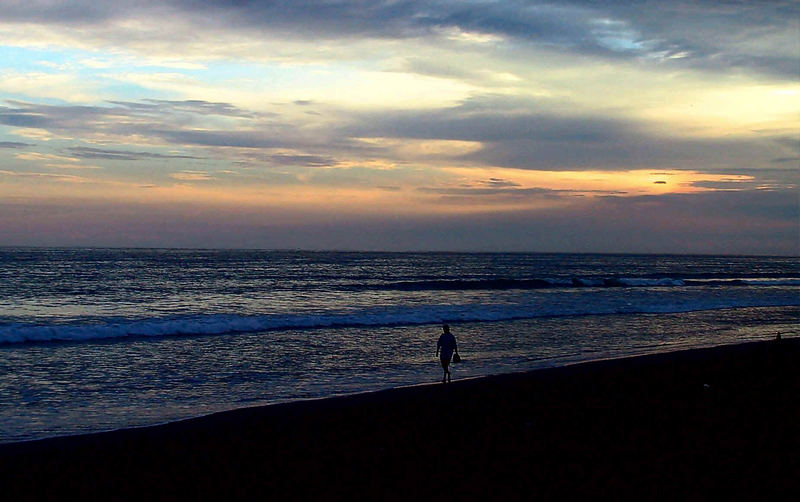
[
  {"left": 254, "top": 153, "right": 338, "bottom": 168},
  {"left": 0, "top": 1, "right": 796, "bottom": 78},
  {"left": 344, "top": 95, "right": 794, "bottom": 172},
  {"left": 110, "top": 99, "right": 260, "bottom": 118},
  {"left": 690, "top": 179, "right": 760, "bottom": 191},
  {"left": 396, "top": 57, "right": 524, "bottom": 89},
  {"left": 0, "top": 3, "right": 795, "bottom": 255},
  {"left": 773, "top": 136, "right": 800, "bottom": 153},
  {"left": 0, "top": 109, "right": 52, "bottom": 128},
  {"left": 483, "top": 178, "right": 521, "bottom": 188},
  {"left": 0, "top": 169, "right": 88, "bottom": 182},
  {"left": 169, "top": 170, "right": 215, "bottom": 181},
  {"left": 152, "top": 129, "right": 289, "bottom": 149},
  {"left": 15, "top": 151, "right": 79, "bottom": 163},
  {"left": 347, "top": 101, "right": 627, "bottom": 143},
  {"left": 45, "top": 163, "right": 102, "bottom": 170},
  {"left": 0, "top": 100, "right": 128, "bottom": 133},
  {"left": 418, "top": 185, "right": 626, "bottom": 203},
  {"left": 0, "top": 70, "right": 104, "bottom": 102},
  {"left": 2, "top": 94, "right": 795, "bottom": 192},
  {"left": 0, "top": 99, "right": 375, "bottom": 171},
  {"left": 771, "top": 157, "right": 800, "bottom": 164},
  {"left": 0, "top": 141, "right": 32, "bottom": 148},
  {"left": 67, "top": 146, "right": 202, "bottom": 161},
  {"left": 600, "top": 1, "right": 800, "bottom": 78},
  {"left": 0, "top": 99, "right": 298, "bottom": 151}
]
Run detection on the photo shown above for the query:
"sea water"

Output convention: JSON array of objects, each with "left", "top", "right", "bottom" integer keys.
[{"left": 0, "top": 249, "right": 797, "bottom": 443}]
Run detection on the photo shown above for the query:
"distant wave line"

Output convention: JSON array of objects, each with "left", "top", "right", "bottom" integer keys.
[{"left": 353, "top": 277, "right": 800, "bottom": 292}]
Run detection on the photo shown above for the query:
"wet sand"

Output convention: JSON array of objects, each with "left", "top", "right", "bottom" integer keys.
[{"left": 2, "top": 338, "right": 798, "bottom": 501}]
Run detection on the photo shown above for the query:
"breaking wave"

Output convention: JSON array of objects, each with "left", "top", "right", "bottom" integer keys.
[{"left": 2, "top": 292, "right": 797, "bottom": 345}]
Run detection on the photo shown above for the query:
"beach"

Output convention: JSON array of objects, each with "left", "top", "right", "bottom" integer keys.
[
  {"left": 3, "top": 250, "right": 797, "bottom": 444},
  {"left": 2, "top": 338, "right": 797, "bottom": 501}
]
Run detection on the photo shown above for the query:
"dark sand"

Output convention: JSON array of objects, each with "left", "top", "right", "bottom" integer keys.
[{"left": 2, "top": 339, "right": 798, "bottom": 501}]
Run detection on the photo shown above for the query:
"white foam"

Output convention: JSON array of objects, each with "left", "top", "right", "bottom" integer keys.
[{"left": 617, "top": 278, "right": 686, "bottom": 287}]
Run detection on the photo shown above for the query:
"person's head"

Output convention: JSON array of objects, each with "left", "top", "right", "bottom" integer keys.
[{"left": 442, "top": 323, "right": 450, "bottom": 333}]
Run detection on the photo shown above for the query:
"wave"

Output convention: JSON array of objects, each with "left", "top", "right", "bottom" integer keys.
[
  {"left": 364, "top": 276, "right": 800, "bottom": 291},
  {"left": 2, "top": 295, "right": 797, "bottom": 345},
  {"left": 687, "top": 278, "right": 800, "bottom": 287}
]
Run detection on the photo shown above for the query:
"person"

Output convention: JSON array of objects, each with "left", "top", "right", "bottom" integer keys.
[{"left": 436, "top": 323, "right": 458, "bottom": 383}]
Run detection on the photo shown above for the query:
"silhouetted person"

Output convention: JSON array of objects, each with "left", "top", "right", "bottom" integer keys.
[{"left": 436, "top": 323, "right": 458, "bottom": 383}]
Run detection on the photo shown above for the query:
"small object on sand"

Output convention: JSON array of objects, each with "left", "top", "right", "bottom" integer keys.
[
  {"left": 775, "top": 332, "right": 782, "bottom": 342},
  {"left": 703, "top": 383, "right": 710, "bottom": 390}
]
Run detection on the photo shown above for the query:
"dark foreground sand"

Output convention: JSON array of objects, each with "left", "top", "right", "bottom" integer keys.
[{"left": 2, "top": 339, "right": 798, "bottom": 501}]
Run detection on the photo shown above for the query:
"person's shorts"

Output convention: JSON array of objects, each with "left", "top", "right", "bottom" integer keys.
[{"left": 440, "top": 355, "right": 451, "bottom": 369}]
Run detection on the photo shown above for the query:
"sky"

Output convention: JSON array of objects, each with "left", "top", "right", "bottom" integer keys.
[{"left": 0, "top": 0, "right": 798, "bottom": 254}]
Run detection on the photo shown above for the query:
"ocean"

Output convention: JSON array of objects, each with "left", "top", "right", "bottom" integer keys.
[{"left": 1, "top": 249, "right": 797, "bottom": 443}]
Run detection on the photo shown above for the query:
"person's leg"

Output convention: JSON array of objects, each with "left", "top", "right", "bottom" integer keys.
[{"left": 440, "top": 358, "right": 448, "bottom": 383}]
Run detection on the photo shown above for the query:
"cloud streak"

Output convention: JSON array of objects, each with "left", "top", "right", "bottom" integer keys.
[
  {"left": 0, "top": 141, "right": 32, "bottom": 148},
  {"left": 67, "top": 146, "right": 202, "bottom": 161}
]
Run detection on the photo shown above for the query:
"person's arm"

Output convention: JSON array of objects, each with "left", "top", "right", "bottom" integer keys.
[{"left": 436, "top": 339, "right": 441, "bottom": 357}]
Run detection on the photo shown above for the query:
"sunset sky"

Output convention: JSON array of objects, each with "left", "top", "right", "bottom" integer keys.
[{"left": 1, "top": 1, "right": 798, "bottom": 253}]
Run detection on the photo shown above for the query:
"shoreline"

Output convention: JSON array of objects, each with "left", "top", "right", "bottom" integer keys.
[
  {"left": 1, "top": 332, "right": 788, "bottom": 446},
  {"left": 2, "top": 338, "right": 798, "bottom": 500}
]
